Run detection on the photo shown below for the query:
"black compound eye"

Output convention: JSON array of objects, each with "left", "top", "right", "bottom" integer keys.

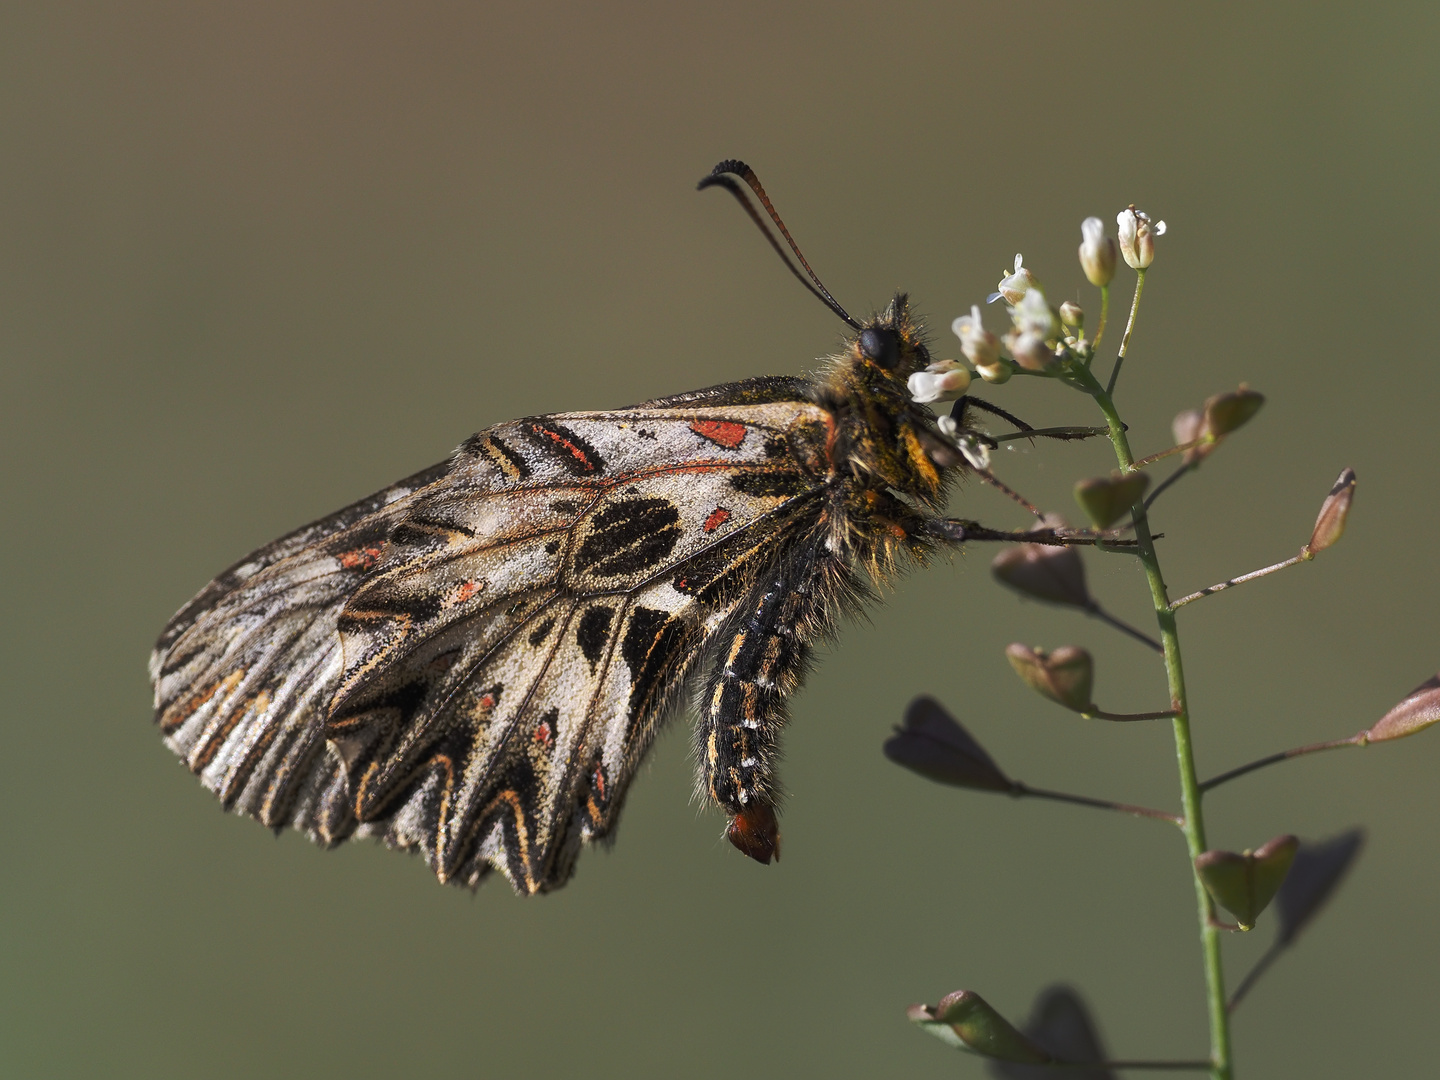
[{"left": 858, "top": 327, "right": 900, "bottom": 368}]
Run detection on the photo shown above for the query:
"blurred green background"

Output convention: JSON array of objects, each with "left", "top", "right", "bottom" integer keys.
[{"left": 4, "top": 3, "right": 1438, "bottom": 1077}]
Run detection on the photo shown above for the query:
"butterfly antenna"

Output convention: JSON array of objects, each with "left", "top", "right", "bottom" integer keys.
[{"left": 699, "top": 160, "right": 861, "bottom": 331}]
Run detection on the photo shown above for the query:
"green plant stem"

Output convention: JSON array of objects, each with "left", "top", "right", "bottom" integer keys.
[
  {"left": 1075, "top": 365, "right": 1233, "bottom": 1080},
  {"left": 1092, "top": 283, "right": 1111, "bottom": 351},
  {"left": 1106, "top": 269, "right": 1146, "bottom": 395}
]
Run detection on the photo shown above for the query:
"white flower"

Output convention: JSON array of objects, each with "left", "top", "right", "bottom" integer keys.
[
  {"left": 1006, "top": 330, "right": 1054, "bottom": 372},
  {"left": 1117, "top": 206, "right": 1167, "bottom": 269},
  {"left": 1078, "top": 216, "right": 1117, "bottom": 286},
  {"left": 908, "top": 360, "right": 973, "bottom": 404},
  {"left": 988, "top": 254, "right": 1038, "bottom": 304},
  {"left": 1011, "top": 288, "right": 1059, "bottom": 339},
  {"left": 951, "top": 304, "right": 1001, "bottom": 367},
  {"left": 958, "top": 433, "right": 992, "bottom": 470},
  {"left": 935, "top": 415, "right": 992, "bottom": 470}
]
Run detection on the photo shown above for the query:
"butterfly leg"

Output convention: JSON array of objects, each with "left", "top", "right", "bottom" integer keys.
[
  {"left": 698, "top": 554, "right": 837, "bottom": 865},
  {"left": 925, "top": 518, "right": 1136, "bottom": 547}
]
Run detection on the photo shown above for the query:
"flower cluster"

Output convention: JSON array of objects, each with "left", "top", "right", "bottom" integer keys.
[{"left": 909, "top": 203, "right": 1168, "bottom": 422}]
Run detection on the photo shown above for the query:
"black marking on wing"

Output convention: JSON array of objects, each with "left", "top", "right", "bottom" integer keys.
[
  {"left": 728, "top": 470, "right": 812, "bottom": 498},
  {"left": 487, "top": 435, "right": 532, "bottom": 479},
  {"left": 574, "top": 498, "right": 683, "bottom": 578},
  {"left": 521, "top": 419, "right": 604, "bottom": 476},
  {"left": 635, "top": 375, "right": 810, "bottom": 409},
  {"left": 576, "top": 605, "right": 614, "bottom": 665},
  {"left": 670, "top": 530, "right": 776, "bottom": 605},
  {"left": 621, "top": 606, "right": 688, "bottom": 722}
]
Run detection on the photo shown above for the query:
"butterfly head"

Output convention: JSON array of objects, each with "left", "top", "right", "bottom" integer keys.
[
  {"left": 818, "top": 293, "right": 966, "bottom": 508},
  {"left": 851, "top": 294, "right": 931, "bottom": 380}
]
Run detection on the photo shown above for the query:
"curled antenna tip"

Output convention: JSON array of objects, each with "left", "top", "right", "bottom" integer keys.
[
  {"left": 698, "top": 159, "right": 750, "bottom": 191},
  {"left": 696, "top": 158, "right": 859, "bottom": 330}
]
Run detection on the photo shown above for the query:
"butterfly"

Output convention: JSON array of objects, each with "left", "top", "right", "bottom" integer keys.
[{"left": 150, "top": 161, "right": 1086, "bottom": 895}]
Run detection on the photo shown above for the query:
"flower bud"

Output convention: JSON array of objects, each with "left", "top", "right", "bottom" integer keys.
[
  {"left": 1012, "top": 288, "right": 1060, "bottom": 340},
  {"left": 1078, "top": 216, "right": 1117, "bottom": 287},
  {"left": 952, "top": 305, "right": 1001, "bottom": 367},
  {"left": 1058, "top": 300, "right": 1084, "bottom": 330},
  {"left": 1116, "top": 205, "right": 1166, "bottom": 270},
  {"left": 1006, "top": 330, "right": 1054, "bottom": 372},
  {"left": 974, "top": 360, "right": 1012, "bottom": 385},
  {"left": 991, "top": 254, "right": 1038, "bottom": 304},
  {"left": 1005, "top": 643, "right": 1094, "bottom": 712},
  {"left": 1306, "top": 467, "right": 1356, "bottom": 554},
  {"left": 907, "top": 360, "right": 972, "bottom": 404}
]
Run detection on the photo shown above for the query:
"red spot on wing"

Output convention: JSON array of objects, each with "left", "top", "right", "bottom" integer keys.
[
  {"left": 703, "top": 507, "right": 731, "bottom": 533},
  {"left": 592, "top": 763, "right": 608, "bottom": 801},
  {"left": 478, "top": 693, "right": 496, "bottom": 710},
  {"left": 441, "top": 579, "right": 482, "bottom": 608},
  {"left": 530, "top": 422, "right": 596, "bottom": 472},
  {"left": 338, "top": 546, "right": 383, "bottom": 570},
  {"left": 690, "top": 419, "right": 747, "bottom": 449},
  {"left": 534, "top": 720, "right": 554, "bottom": 748}
]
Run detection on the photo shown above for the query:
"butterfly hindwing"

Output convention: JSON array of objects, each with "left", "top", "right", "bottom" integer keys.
[
  {"left": 324, "top": 402, "right": 831, "bottom": 891},
  {"left": 149, "top": 462, "right": 451, "bottom": 842}
]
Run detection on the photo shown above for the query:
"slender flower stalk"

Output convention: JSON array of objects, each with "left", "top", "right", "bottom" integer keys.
[
  {"left": 1011, "top": 781, "right": 1183, "bottom": 825},
  {"left": 1107, "top": 268, "right": 1146, "bottom": 395},
  {"left": 1199, "top": 735, "right": 1362, "bottom": 792},
  {"left": 1092, "top": 283, "right": 1111, "bottom": 350},
  {"left": 1170, "top": 553, "right": 1311, "bottom": 609}
]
